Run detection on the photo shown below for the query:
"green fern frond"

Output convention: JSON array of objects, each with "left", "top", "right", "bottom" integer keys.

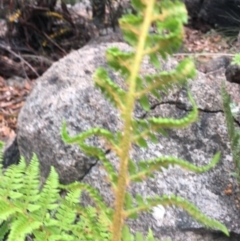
[
  {"left": 53, "top": 189, "right": 81, "bottom": 235},
  {"left": 62, "top": 121, "right": 114, "bottom": 144},
  {"left": 221, "top": 83, "right": 235, "bottom": 140},
  {"left": 60, "top": 182, "right": 109, "bottom": 214},
  {"left": 132, "top": 91, "right": 198, "bottom": 145},
  {"left": 62, "top": 121, "right": 117, "bottom": 154},
  {"left": 0, "top": 165, "right": 24, "bottom": 201},
  {"left": 231, "top": 53, "right": 240, "bottom": 65},
  {"left": 125, "top": 194, "right": 229, "bottom": 236},
  {"left": 105, "top": 47, "right": 135, "bottom": 77},
  {"left": 0, "top": 200, "right": 20, "bottom": 221},
  {"left": 69, "top": 205, "right": 111, "bottom": 241},
  {"left": 7, "top": 213, "right": 41, "bottom": 241},
  {"left": 94, "top": 68, "right": 127, "bottom": 110},
  {"left": 38, "top": 166, "right": 60, "bottom": 218},
  {"left": 1, "top": 144, "right": 111, "bottom": 241},
  {"left": 120, "top": 0, "right": 187, "bottom": 58},
  {"left": 221, "top": 82, "right": 240, "bottom": 183},
  {"left": 62, "top": 121, "right": 118, "bottom": 185},
  {"left": 122, "top": 225, "right": 163, "bottom": 241},
  {"left": 130, "top": 152, "right": 220, "bottom": 181},
  {"left": 0, "top": 220, "right": 10, "bottom": 240},
  {"left": 17, "top": 155, "right": 40, "bottom": 208},
  {"left": 136, "top": 59, "right": 196, "bottom": 99}
]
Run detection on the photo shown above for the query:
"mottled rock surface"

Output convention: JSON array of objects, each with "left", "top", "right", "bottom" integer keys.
[
  {"left": 226, "top": 64, "right": 240, "bottom": 84},
  {"left": 17, "top": 42, "right": 240, "bottom": 240}
]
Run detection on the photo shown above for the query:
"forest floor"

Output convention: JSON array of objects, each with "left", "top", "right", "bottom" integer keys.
[{"left": 0, "top": 24, "right": 240, "bottom": 143}]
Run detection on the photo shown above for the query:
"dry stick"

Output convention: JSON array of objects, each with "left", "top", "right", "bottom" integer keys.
[
  {"left": 21, "top": 20, "right": 67, "bottom": 54},
  {"left": 19, "top": 52, "right": 29, "bottom": 80},
  {"left": 0, "top": 98, "right": 24, "bottom": 108},
  {"left": 0, "top": 110, "right": 18, "bottom": 117},
  {"left": 42, "top": 32, "right": 67, "bottom": 55},
  {"left": 0, "top": 43, "right": 40, "bottom": 77},
  {"left": 21, "top": 54, "right": 53, "bottom": 66}
]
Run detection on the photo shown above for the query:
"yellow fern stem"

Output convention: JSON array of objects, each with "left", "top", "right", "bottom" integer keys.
[{"left": 112, "top": 1, "right": 156, "bottom": 241}]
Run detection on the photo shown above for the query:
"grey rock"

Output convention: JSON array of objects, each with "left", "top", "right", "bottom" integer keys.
[
  {"left": 6, "top": 76, "right": 27, "bottom": 88},
  {"left": 203, "top": 56, "right": 231, "bottom": 73},
  {"left": 3, "top": 137, "right": 20, "bottom": 168},
  {"left": 17, "top": 42, "right": 240, "bottom": 240},
  {"left": 226, "top": 64, "right": 240, "bottom": 84}
]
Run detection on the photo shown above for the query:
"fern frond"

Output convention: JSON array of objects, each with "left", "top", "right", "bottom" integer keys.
[
  {"left": 120, "top": 1, "right": 187, "bottom": 58},
  {"left": 125, "top": 194, "right": 229, "bottom": 236},
  {"left": 0, "top": 200, "right": 20, "bottom": 221},
  {"left": 7, "top": 213, "right": 41, "bottom": 241},
  {"left": 0, "top": 159, "right": 25, "bottom": 201},
  {"left": 0, "top": 158, "right": 26, "bottom": 222},
  {"left": 62, "top": 121, "right": 116, "bottom": 151},
  {"left": 55, "top": 189, "right": 81, "bottom": 230},
  {"left": 60, "top": 182, "right": 109, "bottom": 213},
  {"left": 81, "top": 206, "right": 110, "bottom": 240},
  {"left": 135, "top": 59, "right": 196, "bottom": 99},
  {"left": 221, "top": 82, "right": 240, "bottom": 182},
  {"left": 106, "top": 47, "right": 135, "bottom": 78},
  {"left": 132, "top": 91, "right": 198, "bottom": 145},
  {"left": 16, "top": 155, "right": 40, "bottom": 209},
  {"left": 130, "top": 152, "right": 221, "bottom": 181},
  {"left": 0, "top": 219, "right": 10, "bottom": 240},
  {"left": 94, "top": 67, "right": 127, "bottom": 111},
  {"left": 38, "top": 166, "right": 60, "bottom": 219},
  {"left": 122, "top": 225, "right": 163, "bottom": 241},
  {"left": 221, "top": 83, "right": 235, "bottom": 141},
  {"left": 149, "top": 97, "right": 197, "bottom": 127},
  {"left": 62, "top": 122, "right": 118, "bottom": 186},
  {"left": 66, "top": 205, "right": 109, "bottom": 241}
]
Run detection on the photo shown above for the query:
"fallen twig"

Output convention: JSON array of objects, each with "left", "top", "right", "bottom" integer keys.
[{"left": 0, "top": 43, "right": 40, "bottom": 77}]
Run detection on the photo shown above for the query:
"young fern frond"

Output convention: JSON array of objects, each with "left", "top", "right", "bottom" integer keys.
[
  {"left": 62, "top": 122, "right": 119, "bottom": 187},
  {"left": 125, "top": 194, "right": 229, "bottom": 236},
  {"left": 94, "top": 68, "right": 127, "bottom": 111},
  {"left": 62, "top": 122, "right": 115, "bottom": 145},
  {"left": 221, "top": 83, "right": 235, "bottom": 140},
  {"left": 135, "top": 60, "right": 196, "bottom": 100},
  {"left": 62, "top": 122, "right": 119, "bottom": 155},
  {"left": 221, "top": 82, "right": 240, "bottom": 183},
  {"left": 130, "top": 152, "right": 221, "bottom": 182},
  {"left": 132, "top": 91, "right": 198, "bottom": 146}
]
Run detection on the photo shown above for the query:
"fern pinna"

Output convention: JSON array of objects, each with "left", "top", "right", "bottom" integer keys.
[
  {"left": 62, "top": 0, "right": 229, "bottom": 240},
  {"left": 221, "top": 82, "right": 240, "bottom": 184}
]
